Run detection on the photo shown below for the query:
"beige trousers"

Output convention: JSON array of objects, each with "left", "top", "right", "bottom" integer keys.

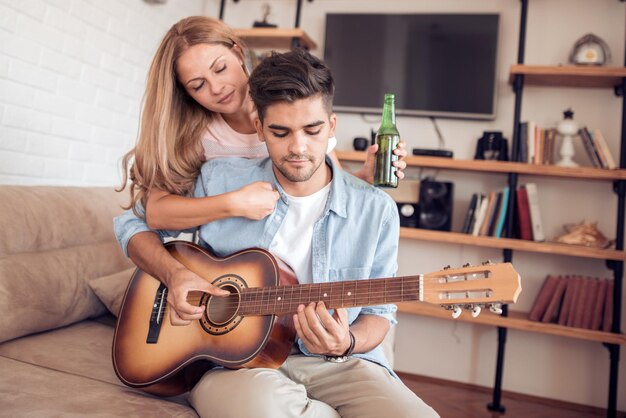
[{"left": 189, "top": 355, "right": 439, "bottom": 418}]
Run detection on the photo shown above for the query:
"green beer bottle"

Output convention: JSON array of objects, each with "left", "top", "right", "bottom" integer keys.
[{"left": 374, "top": 93, "right": 400, "bottom": 188}]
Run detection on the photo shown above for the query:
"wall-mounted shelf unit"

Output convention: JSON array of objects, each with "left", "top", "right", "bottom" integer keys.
[
  {"left": 336, "top": 151, "right": 626, "bottom": 181},
  {"left": 339, "top": 1, "right": 625, "bottom": 413},
  {"left": 508, "top": 65, "right": 626, "bottom": 89},
  {"left": 396, "top": 302, "right": 626, "bottom": 346},
  {"left": 233, "top": 28, "right": 316, "bottom": 50},
  {"left": 397, "top": 228, "right": 626, "bottom": 261}
]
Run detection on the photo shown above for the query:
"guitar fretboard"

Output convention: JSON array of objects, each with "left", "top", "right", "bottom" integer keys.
[{"left": 237, "top": 276, "right": 421, "bottom": 316}]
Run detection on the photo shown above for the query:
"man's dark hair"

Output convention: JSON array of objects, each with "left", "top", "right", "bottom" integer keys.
[{"left": 248, "top": 48, "right": 334, "bottom": 122}]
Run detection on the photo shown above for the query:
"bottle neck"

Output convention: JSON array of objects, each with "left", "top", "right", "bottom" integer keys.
[{"left": 379, "top": 97, "right": 398, "bottom": 135}]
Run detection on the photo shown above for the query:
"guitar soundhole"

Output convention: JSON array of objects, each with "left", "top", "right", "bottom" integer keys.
[
  {"left": 199, "top": 274, "right": 246, "bottom": 335},
  {"left": 207, "top": 284, "right": 239, "bottom": 325}
]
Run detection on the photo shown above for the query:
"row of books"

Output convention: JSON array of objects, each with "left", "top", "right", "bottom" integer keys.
[
  {"left": 579, "top": 127, "right": 617, "bottom": 169},
  {"left": 519, "top": 122, "right": 557, "bottom": 165},
  {"left": 518, "top": 122, "right": 617, "bottom": 169},
  {"left": 528, "top": 275, "right": 614, "bottom": 331},
  {"left": 461, "top": 188, "right": 509, "bottom": 237},
  {"left": 461, "top": 183, "right": 544, "bottom": 242}
]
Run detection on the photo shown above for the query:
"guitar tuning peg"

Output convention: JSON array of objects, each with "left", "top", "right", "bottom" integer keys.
[
  {"left": 451, "top": 305, "right": 462, "bottom": 319},
  {"left": 462, "top": 263, "right": 471, "bottom": 268},
  {"left": 489, "top": 304, "right": 503, "bottom": 315},
  {"left": 481, "top": 260, "right": 493, "bottom": 265},
  {"left": 443, "top": 265, "right": 451, "bottom": 270},
  {"left": 471, "top": 305, "right": 481, "bottom": 318}
]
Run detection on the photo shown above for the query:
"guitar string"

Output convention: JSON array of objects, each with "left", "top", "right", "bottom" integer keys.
[
  {"left": 148, "top": 282, "right": 496, "bottom": 318},
  {"left": 158, "top": 278, "right": 492, "bottom": 305}
]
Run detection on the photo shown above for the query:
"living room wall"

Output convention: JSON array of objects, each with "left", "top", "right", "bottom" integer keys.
[
  {"left": 211, "top": 0, "right": 626, "bottom": 410},
  {"left": 0, "top": 0, "right": 205, "bottom": 185}
]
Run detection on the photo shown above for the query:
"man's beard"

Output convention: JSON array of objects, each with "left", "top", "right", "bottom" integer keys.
[{"left": 274, "top": 153, "right": 323, "bottom": 182}]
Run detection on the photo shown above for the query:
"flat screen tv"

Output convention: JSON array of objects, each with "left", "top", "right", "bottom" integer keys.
[{"left": 323, "top": 13, "right": 500, "bottom": 120}]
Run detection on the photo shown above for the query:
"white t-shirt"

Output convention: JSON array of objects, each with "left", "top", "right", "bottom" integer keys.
[
  {"left": 201, "top": 113, "right": 337, "bottom": 160},
  {"left": 269, "top": 182, "right": 332, "bottom": 284}
]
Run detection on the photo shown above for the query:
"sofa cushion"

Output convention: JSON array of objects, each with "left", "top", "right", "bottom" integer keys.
[
  {"left": 0, "top": 356, "right": 197, "bottom": 417},
  {"left": 0, "top": 186, "right": 133, "bottom": 343},
  {"left": 89, "top": 267, "right": 136, "bottom": 317},
  {"left": 0, "top": 317, "right": 194, "bottom": 412}
]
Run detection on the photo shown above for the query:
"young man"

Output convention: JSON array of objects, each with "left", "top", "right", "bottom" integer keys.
[{"left": 115, "top": 49, "right": 438, "bottom": 418}]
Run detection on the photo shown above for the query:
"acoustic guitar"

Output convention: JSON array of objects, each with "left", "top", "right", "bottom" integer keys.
[{"left": 113, "top": 241, "right": 521, "bottom": 396}]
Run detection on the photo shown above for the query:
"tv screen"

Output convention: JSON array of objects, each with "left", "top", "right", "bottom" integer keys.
[{"left": 323, "top": 13, "right": 500, "bottom": 120}]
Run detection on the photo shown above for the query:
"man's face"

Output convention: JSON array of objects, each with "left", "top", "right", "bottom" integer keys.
[{"left": 255, "top": 94, "right": 336, "bottom": 185}]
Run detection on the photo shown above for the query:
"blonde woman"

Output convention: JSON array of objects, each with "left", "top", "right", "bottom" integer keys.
[{"left": 116, "top": 16, "right": 407, "bottom": 326}]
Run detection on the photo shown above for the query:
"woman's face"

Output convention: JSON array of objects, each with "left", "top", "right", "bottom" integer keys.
[{"left": 175, "top": 43, "right": 249, "bottom": 115}]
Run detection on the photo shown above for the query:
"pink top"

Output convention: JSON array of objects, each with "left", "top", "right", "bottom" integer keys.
[{"left": 201, "top": 113, "right": 337, "bottom": 161}]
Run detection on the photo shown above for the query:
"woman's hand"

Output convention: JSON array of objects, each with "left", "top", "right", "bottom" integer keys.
[
  {"left": 354, "top": 140, "right": 408, "bottom": 184},
  {"left": 231, "top": 181, "right": 280, "bottom": 220}
]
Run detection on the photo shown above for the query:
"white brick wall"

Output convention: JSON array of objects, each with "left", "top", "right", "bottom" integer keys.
[{"left": 0, "top": 0, "right": 207, "bottom": 186}]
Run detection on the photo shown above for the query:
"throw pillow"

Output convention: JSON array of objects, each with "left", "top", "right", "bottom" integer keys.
[{"left": 88, "top": 268, "right": 135, "bottom": 317}]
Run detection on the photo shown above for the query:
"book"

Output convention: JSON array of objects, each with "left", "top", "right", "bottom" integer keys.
[
  {"left": 529, "top": 275, "right": 559, "bottom": 322},
  {"left": 572, "top": 277, "right": 591, "bottom": 328},
  {"left": 557, "top": 276, "right": 575, "bottom": 326},
  {"left": 471, "top": 195, "right": 490, "bottom": 236},
  {"left": 479, "top": 192, "right": 497, "bottom": 236},
  {"left": 602, "top": 280, "right": 614, "bottom": 332},
  {"left": 579, "top": 127, "right": 603, "bottom": 168},
  {"left": 581, "top": 278, "right": 599, "bottom": 329},
  {"left": 527, "top": 121, "right": 536, "bottom": 164},
  {"left": 544, "top": 128, "right": 557, "bottom": 165},
  {"left": 494, "top": 187, "right": 510, "bottom": 238},
  {"left": 541, "top": 276, "right": 568, "bottom": 323},
  {"left": 524, "top": 183, "right": 545, "bottom": 242},
  {"left": 564, "top": 277, "right": 582, "bottom": 326},
  {"left": 590, "top": 279, "right": 608, "bottom": 330},
  {"left": 592, "top": 129, "right": 617, "bottom": 169},
  {"left": 516, "top": 186, "right": 533, "bottom": 240},
  {"left": 487, "top": 192, "right": 502, "bottom": 236},
  {"left": 461, "top": 193, "right": 479, "bottom": 234}
]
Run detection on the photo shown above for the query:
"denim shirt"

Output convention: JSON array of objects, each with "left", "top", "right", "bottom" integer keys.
[{"left": 114, "top": 157, "right": 400, "bottom": 375}]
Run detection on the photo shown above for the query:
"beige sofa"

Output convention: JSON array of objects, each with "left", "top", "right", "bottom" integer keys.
[
  {"left": 0, "top": 186, "right": 197, "bottom": 417},
  {"left": 0, "top": 185, "right": 396, "bottom": 417}
]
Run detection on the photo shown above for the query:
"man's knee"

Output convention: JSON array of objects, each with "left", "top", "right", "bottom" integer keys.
[{"left": 190, "top": 368, "right": 316, "bottom": 418}]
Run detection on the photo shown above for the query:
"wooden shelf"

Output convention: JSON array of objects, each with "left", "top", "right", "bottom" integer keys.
[
  {"left": 509, "top": 65, "right": 626, "bottom": 89},
  {"left": 336, "top": 151, "right": 626, "bottom": 181},
  {"left": 399, "top": 228, "right": 626, "bottom": 261},
  {"left": 397, "top": 302, "right": 626, "bottom": 345},
  {"left": 233, "top": 28, "right": 316, "bottom": 50}
]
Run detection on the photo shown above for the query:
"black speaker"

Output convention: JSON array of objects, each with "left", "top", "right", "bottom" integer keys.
[
  {"left": 417, "top": 180, "right": 454, "bottom": 231},
  {"left": 396, "top": 202, "right": 419, "bottom": 228}
]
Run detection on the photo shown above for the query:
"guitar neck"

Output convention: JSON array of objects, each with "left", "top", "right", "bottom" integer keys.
[{"left": 238, "top": 276, "right": 421, "bottom": 316}]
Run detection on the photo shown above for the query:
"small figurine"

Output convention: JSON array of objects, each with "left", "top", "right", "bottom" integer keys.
[
  {"left": 253, "top": 3, "right": 278, "bottom": 28},
  {"left": 556, "top": 108, "right": 580, "bottom": 168},
  {"left": 555, "top": 220, "right": 614, "bottom": 249}
]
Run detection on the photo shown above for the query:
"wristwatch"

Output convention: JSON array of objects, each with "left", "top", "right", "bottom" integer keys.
[{"left": 324, "top": 330, "right": 355, "bottom": 363}]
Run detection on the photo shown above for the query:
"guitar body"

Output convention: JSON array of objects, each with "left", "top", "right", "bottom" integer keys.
[{"left": 112, "top": 241, "right": 297, "bottom": 396}]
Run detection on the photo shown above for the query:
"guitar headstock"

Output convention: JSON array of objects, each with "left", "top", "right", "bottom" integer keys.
[{"left": 423, "top": 261, "right": 521, "bottom": 318}]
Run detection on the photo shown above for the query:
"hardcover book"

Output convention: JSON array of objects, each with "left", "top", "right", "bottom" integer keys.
[
  {"left": 516, "top": 187, "right": 533, "bottom": 241},
  {"left": 602, "top": 280, "right": 614, "bottom": 332},
  {"left": 461, "top": 193, "right": 479, "bottom": 234},
  {"left": 524, "top": 183, "right": 545, "bottom": 242},
  {"left": 529, "top": 275, "right": 558, "bottom": 322},
  {"left": 541, "top": 276, "right": 568, "bottom": 323},
  {"left": 591, "top": 279, "right": 608, "bottom": 330}
]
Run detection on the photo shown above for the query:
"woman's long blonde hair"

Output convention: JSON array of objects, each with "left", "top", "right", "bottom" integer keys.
[{"left": 118, "top": 16, "right": 247, "bottom": 216}]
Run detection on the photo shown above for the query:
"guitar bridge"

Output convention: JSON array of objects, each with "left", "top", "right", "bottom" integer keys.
[{"left": 146, "top": 283, "right": 167, "bottom": 344}]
